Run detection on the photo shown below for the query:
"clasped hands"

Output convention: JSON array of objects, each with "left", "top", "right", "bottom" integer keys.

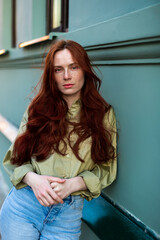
[{"left": 23, "top": 172, "right": 86, "bottom": 207}]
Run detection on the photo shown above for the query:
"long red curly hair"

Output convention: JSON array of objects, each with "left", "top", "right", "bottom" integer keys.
[{"left": 11, "top": 40, "right": 115, "bottom": 166}]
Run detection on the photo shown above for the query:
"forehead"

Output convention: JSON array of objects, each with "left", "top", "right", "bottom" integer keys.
[{"left": 53, "top": 49, "right": 76, "bottom": 66}]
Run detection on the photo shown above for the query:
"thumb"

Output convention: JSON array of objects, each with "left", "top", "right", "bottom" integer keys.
[{"left": 47, "top": 176, "right": 66, "bottom": 183}]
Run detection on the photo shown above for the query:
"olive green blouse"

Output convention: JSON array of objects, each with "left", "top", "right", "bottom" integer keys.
[{"left": 3, "top": 100, "right": 117, "bottom": 201}]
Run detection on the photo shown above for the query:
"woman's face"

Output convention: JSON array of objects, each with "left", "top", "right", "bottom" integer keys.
[{"left": 53, "top": 49, "right": 85, "bottom": 106}]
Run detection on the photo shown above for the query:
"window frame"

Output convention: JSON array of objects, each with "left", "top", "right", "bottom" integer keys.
[
  {"left": 12, "top": 0, "right": 16, "bottom": 48},
  {"left": 46, "top": 0, "right": 69, "bottom": 34}
]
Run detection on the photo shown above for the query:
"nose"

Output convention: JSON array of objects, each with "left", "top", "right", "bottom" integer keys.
[{"left": 63, "top": 69, "right": 71, "bottom": 80}]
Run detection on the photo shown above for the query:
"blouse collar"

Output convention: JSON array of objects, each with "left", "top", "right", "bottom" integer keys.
[{"left": 66, "top": 99, "right": 81, "bottom": 120}]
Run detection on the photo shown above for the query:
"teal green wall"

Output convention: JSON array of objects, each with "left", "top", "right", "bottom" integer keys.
[
  {"left": 0, "top": 68, "right": 42, "bottom": 123},
  {"left": 101, "top": 65, "right": 160, "bottom": 233},
  {"left": 0, "top": 132, "right": 12, "bottom": 188},
  {"left": 0, "top": 68, "right": 42, "bottom": 187},
  {"left": 0, "top": 0, "right": 160, "bottom": 238},
  {"left": 69, "top": 0, "right": 160, "bottom": 31}
]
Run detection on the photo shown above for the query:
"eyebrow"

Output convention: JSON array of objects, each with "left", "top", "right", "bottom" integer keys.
[{"left": 53, "top": 63, "right": 79, "bottom": 67}]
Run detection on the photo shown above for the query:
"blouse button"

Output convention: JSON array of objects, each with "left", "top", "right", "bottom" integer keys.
[{"left": 66, "top": 154, "right": 70, "bottom": 158}]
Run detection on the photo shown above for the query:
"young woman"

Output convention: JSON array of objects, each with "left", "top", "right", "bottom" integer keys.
[{"left": 0, "top": 40, "right": 117, "bottom": 240}]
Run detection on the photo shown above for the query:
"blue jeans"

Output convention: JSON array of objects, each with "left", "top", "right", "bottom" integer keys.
[{"left": 0, "top": 186, "right": 84, "bottom": 240}]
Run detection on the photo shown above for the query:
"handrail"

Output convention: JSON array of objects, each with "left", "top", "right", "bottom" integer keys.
[{"left": 0, "top": 114, "right": 18, "bottom": 143}]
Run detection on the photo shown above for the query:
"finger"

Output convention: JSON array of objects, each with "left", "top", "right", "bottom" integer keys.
[
  {"left": 48, "top": 189, "right": 64, "bottom": 204},
  {"left": 50, "top": 182, "right": 57, "bottom": 188},
  {"left": 52, "top": 186, "right": 61, "bottom": 193},
  {"left": 47, "top": 176, "right": 66, "bottom": 183},
  {"left": 39, "top": 198, "right": 50, "bottom": 207},
  {"left": 36, "top": 191, "right": 51, "bottom": 206},
  {"left": 38, "top": 188, "right": 59, "bottom": 206},
  {"left": 44, "top": 193, "right": 58, "bottom": 206},
  {"left": 39, "top": 197, "right": 59, "bottom": 206}
]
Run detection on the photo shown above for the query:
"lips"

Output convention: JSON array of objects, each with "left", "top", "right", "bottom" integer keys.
[{"left": 63, "top": 84, "right": 74, "bottom": 88}]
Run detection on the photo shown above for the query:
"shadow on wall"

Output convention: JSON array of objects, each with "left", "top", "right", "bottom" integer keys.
[
  {"left": 82, "top": 196, "right": 155, "bottom": 240},
  {"left": 93, "top": 215, "right": 153, "bottom": 240}
]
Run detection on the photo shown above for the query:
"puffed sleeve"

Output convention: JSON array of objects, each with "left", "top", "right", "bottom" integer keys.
[
  {"left": 3, "top": 108, "right": 34, "bottom": 189},
  {"left": 78, "top": 107, "right": 117, "bottom": 201}
]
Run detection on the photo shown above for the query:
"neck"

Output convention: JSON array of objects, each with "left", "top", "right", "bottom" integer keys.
[{"left": 63, "top": 95, "right": 80, "bottom": 109}]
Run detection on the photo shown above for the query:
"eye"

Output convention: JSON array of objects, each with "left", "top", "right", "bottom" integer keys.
[
  {"left": 54, "top": 68, "right": 62, "bottom": 73},
  {"left": 71, "top": 64, "right": 79, "bottom": 70}
]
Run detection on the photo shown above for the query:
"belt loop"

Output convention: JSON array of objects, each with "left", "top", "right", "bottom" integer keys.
[{"left": 70, "top": 195, "right": 74, "bottom": 205}]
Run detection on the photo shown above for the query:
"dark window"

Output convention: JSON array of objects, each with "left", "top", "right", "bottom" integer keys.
[
  {"left": 11, "top": 0, "right": 68, "bottom": 48},
  {"left": 12, "top": 0, "right": 33, "bottom": 48},
  {"left": 46, "top": 0, "right": 69, "bottom": 34}
]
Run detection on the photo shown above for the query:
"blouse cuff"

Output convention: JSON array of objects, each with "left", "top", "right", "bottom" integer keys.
[
  {"left": 78, "top": 171, "right": 101, "bottom": 201},
  {"left": 10, "top": 163, "right": 34, "bottom": 189}
]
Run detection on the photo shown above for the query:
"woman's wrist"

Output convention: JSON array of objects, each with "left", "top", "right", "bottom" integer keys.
[
  {"left": 23, "top": 171, "right": 35, "bottom": 186},
  {"left": 69, "top": 176, "right": 87, "bottom": 193}
]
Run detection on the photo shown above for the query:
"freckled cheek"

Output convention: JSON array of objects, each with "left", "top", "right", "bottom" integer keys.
[
  {"left": 74, "top": 72, "right": 85, "bottom": 83},
  {"left": 54, "top": 76, "right": 63, "bottom": 86},
  {"left": 80, "top": 76, "right": 85, "bottom": 87},
  {"left": 54, "top": 78, "right": 63, "bottom": 91}
]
